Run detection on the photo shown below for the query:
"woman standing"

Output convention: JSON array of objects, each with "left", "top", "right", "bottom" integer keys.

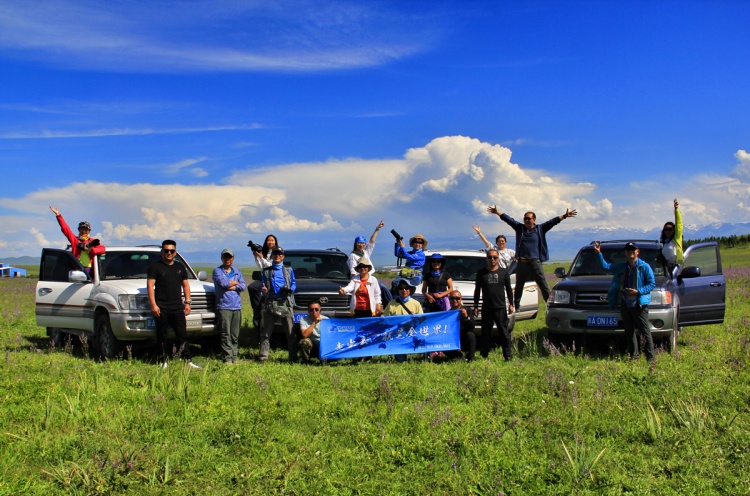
[
  {"left": 249, "top": 234, "right": 279, "bottom": 329},
  {"left": 422, "top": 253, "right": 454, "bottom": 312},
  {"left": 339, "top": 258, "right": 382, "bottom": 317},
  {"left": 660, "top": 199, "right": 684, "bottom": 273}
]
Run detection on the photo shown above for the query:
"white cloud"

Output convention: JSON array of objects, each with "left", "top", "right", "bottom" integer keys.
[
  {"left": 2, "top": 136, "right": 750, "bottom": 258},
  {"left": 0, "top": 0, "right": 438, "bottom": 73},
  {"left": 0, "top": 124, "right": 262, "bottom": 139}
]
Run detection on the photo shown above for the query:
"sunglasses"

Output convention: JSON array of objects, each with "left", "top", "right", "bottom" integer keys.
[
  {"left": 523, "top": 217, "right": 533, "bottom": 221},
  {"left": 162, "top": 249, "right": 176, "bottom": 254},
  {"left": 487, "top": 256, "right": 499, "bottom": 260},
  {"left": 310, "top": 308, "right": 321, "bottom": 312}
]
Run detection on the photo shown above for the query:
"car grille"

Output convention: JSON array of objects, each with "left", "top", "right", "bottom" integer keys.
[
  {"left": 295, "top": 293, "right": 350, "bottom": 309},
  {"left": 190, "top": 292, "right": 216, "bottom": 312},
  {"left": 574, "top": 291, "right": 609, "bottom": 307}
]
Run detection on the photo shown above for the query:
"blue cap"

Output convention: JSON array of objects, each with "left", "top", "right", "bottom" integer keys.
[{"left": 354, "top": 236, "right": 367, "bottom": 244}]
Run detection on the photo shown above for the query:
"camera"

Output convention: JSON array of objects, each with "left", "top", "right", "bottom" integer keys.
[
  {"left": 390, "top": 229, "right": 403, "bottom": 241},
  {"left": 247, "top": 239, "right": 263, "bottom": 252},
  {"left": 77, "top": 238, "right": 100, "bottom": 251}
]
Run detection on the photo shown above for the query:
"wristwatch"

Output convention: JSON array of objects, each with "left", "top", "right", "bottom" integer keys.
[{"left": 183, "top": 299, "right": 192, "bottom": 305}]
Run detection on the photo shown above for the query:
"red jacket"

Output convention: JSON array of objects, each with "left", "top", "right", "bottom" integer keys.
[{"left": 55, "top": 214, "right": 106, "bottom": 261}]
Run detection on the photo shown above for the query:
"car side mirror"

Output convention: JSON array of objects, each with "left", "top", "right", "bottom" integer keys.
[
  {"left": 554, "top": 267, "right": 566, "bottom": 278},
  {"left": 68, "top": 270, "right": 88, "bottom": 283},
  {"left": 197, "top": 270, "right": 208, "bottom": 281},
  {"left": 677, "top": 266, "right": 701, "bottom": 279}
]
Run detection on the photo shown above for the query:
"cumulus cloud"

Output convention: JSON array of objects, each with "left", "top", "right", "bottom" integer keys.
[{"left": 3, "top": 137, "right": 750, "bottom": 258}]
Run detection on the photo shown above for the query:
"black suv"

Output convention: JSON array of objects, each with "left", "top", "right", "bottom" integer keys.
[
  {"left": 546, "top": 240, "right": 726, "bottom": 350},
  {"left": 250, "top": 248, "right": 353, "bottom": 322}
]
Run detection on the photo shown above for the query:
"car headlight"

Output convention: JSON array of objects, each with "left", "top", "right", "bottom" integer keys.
[
  {"left": 649, "top": 289, "right": 672, "bottom": 306},
  {"left": 118, "top": 294, "right": 151, "bottom": 310},
  {"left": 549, "top": 289, "right": 570, "bottom": 304}
]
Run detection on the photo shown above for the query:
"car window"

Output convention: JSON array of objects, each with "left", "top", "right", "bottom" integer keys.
[
  {"left": 40, "top": 250, "right": 86, "bottom": 282},
  {"left": 441, "top": 256, "right": 487, "bottom": 281},
  {"left": 99, "top": 251, "right": 195, "bottom": 279},
  {"left": 684, "top": 244, "right": 721, "bottom": 275},
  {"left": 571, "top": 247, "right": 667, "bottom": 277},
  {"left": 282, "top": 253, "right": 349, "bottom": 279}
]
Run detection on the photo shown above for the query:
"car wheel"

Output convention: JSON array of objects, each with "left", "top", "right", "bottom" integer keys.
[
  {"left": 47, "top": 327, "right": 65, "bottom": 348},
  {"left": 95, "top": 313, "right": 121, "bottom": 360}
]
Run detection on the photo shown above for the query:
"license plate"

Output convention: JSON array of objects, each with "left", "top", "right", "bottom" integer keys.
[
  {"left": 294, "top": 313, "right": 307, "bottom": 323},
  {"left": 587, "top": 316, "right": 618, "bottom": 327},
  {"left": 146, "top": 318, "right": 156, "bottom": 329}
]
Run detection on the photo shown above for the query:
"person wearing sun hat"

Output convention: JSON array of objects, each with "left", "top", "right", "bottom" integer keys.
[
  {"left": 392, "top": 233, "right": 428, "bottom": 289},
  {"left": 339, "top": 257, "right": 382, "bottom": 317},
  {"left": 383, "top": 278, "right": 424, "bottom": 363},
  {"left": 48, "top": 205, "right": 106, "bottom": 273}
]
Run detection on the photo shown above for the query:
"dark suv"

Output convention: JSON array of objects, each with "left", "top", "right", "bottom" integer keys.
[
  {"left": 250, "top": 248, "right": 352, "bottom": 322},
  {"left": 546, "top": 240, "right": 726, "bottom": 350}
]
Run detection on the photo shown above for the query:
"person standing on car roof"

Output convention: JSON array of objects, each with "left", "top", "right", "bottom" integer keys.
[
  {"left": 472, "top": 226, "right": 515, "bottom": 269},
  {"left": 421, "top": 253, "right": 453, "bottom": 312},
  {"left": 260, "top": 246, "right": 297, "bottom": 364},
  {"left": 248, "top": 234, "right": 279, "bottom": 329},
  {"left": 348, "top": 221, "right": 392, "bottom": 305},
  {"left": 49, "top": 205, "right": 106, "bottom": 273},
  {"left": 660, "top": 199, "right": 684, "bottom": 274},
  {"left": 487, "top": 205, "right": 577, "bottom": 310},
  {"left": 474, "top": 248, "right": 515, "bottom": 360},
  {"left": 594, "top": 241, "right": 656, "bottom": 363}
]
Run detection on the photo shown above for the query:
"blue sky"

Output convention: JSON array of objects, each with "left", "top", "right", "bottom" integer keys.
[{"left": 1, "top": 0, "right": 749, "bottom": 265}]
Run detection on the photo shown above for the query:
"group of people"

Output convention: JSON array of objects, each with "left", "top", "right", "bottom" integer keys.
[{"left": 48, "top": 199, "right": 685, "bottom": 365}]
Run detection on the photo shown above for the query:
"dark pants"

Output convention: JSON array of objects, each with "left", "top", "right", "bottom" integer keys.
[
  {"left": 481, "top": 307, "right": 511, "bottom": 360},
  {"left": 379, "top": 283, "right": 393, "bottom": 306},
  {"left": 249, "top": 287, "right": 263, "bottom": 328},
  {"left": 461, "top": 330, "right": 476, "bottom": 361},
  {"left": 621, "top": 304, "right": 653, "bottom": 360},
  {"left": 297, "top": 338, "right": 319, "bottom": 362},
  {"left": 353, "top": 309, "right": 373, "bottom": 318},
  {"left": 155, "top": 307, "right": 192, "bottom": 362},
  {"left": 260, "top": 303, "right": 295, "bottom": 362},
  {"left": 514, "top": 259, "right": 550, "bottom": 308}
]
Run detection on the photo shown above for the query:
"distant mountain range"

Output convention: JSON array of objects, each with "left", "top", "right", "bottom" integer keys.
[{"left": 4, "top": 222, "right": 749, "bottom": 267}]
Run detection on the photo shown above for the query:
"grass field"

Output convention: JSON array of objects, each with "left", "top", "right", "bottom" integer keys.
[{"left": 1, "top": 248, "right": 749, "bottom": 494}]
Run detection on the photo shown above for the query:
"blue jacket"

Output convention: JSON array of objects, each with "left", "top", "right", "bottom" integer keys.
[
  {"left": 395, "top": 246, "right": 425, "bottom": 270},
  {"left": 212, "top": 266, "right": 247, "bottom": 310},
  {"left": 596, "top": 253, "right": 656, "bottom": 309},
  {"left": 500, "top": 213, "right": 562, "bottom": 262}
]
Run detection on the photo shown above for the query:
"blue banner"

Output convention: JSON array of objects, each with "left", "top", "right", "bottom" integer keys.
[{"left": 319, "top": 310, "right": 461, "bottom": 360}]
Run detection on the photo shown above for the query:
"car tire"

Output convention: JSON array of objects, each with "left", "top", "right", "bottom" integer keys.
[
  {"left": 95, "top": 313, "right": 121, "bottom": 360},
  {"left": 47, "top": 327, "right": 65, "bottom": 348}
]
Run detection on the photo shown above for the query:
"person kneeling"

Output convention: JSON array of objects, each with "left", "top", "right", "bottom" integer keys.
[{"left": 297, "top": 300, "right": 328, "bottom": 364}]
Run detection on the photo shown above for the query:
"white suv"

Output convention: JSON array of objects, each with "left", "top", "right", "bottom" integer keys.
[{"left": 35, "top": 246, "right": 218, "bottom": 359}]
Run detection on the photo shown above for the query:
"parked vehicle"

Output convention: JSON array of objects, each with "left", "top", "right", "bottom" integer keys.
[
  {"left": 546, "top": 240, "right": 726, "bottom": 350},
  {"left": 35, "top": 246, "right": 217, "bottom": 359},
  {"left": 249, "top": 248, "right": 353, "bottom": 323},
  {"left": 416, "top": 249, "right": 539, "bottom": 333}
]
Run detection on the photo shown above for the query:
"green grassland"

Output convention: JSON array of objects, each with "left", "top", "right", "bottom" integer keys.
[{"left": 1, "top": 248, "right": 749, "bottom": 494}]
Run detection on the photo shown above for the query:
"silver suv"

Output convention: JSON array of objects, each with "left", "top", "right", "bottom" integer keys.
[{"left": 546, "top": 240, "right": 726, "bottom": 350}]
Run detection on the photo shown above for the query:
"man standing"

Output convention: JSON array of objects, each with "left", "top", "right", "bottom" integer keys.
[
  {"left": 260, "top": 246, "right": 297, "bottom": 363},
  {"left": 297, "top": 300, "right": 329, "bottom": 363},
  {"left": 448, "top": 290, "right": 476, "bottom": 362},
  {"left": 147, "top": 239, "right": 199, "bottom": 368},
  {"left": 487, "top": 205, "right": 577, "bottom": 309},
  {"left": 595, "top": 241, "right": 657, "bottom": 362},
  {"left": 212, "top": 248, "right": 247, "bottom": 364},
  {"left": 474, "top": 249, "right": 515, "bottom": 360}
]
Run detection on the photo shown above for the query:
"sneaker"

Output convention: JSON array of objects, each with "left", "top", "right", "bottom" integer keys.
[
  {"left": 187, "top": 361, "right": 202, "bottom": 369},
  {"left": 160, "top": 362, "right": 168, "bottom": 369}
]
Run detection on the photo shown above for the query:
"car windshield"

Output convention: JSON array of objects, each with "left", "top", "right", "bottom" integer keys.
[
  {"left": 437, "top": 255, "right": 488, "bottom": 281},
  {"left": 569, "top": 247, "right": 667, "bottom": 278},
  {"left": 98, "top": 251, "right": 195, "bottom": 280},
  {"left": 283, "top": 253, "right": 350, "bottom": 279}
]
